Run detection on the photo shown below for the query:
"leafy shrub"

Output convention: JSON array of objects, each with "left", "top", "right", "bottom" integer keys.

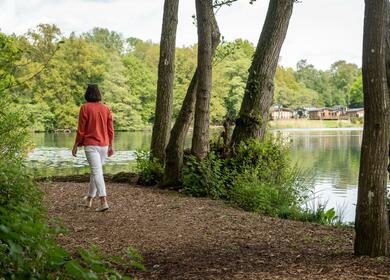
[
  {"left": 226, "top": 136, "right": 291, "bottom": 186},
  {"left": 296, "top": 204, "right": 339, "bottom": 225},
  {"left": 0, "top": 105, "right": 31, "bottom": 162},
  {"left": 0, "top": 164, "right": 52, "bottom": 278},
  {"left": 64, "top": 245, "right": 144, "bottom": 279},
  {"left": 135, "top": 150, "right": 163, "bottom": 185},
  {"left": 181, "top": 135, "right": 317, "bottom": 222},
  {"left": 181, "top": 152, "right": 225, "bottom": 199},
  {"left": 226, "top": 138, "right": 312, "bottom": 216},
  {"left": 0, "top": 162, "right": 144, "bottom": 279},
  {"left": 227, "top": 173, "right": 278, "bottom": 214}
]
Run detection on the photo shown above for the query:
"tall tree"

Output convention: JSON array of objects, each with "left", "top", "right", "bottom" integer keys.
[
  {"left": 150, "top": 0, "right": 180, "bottom": 162},
  {"left": 230, "top": 0, "right": 294, "bottom": 147},
  {"left": 330, "top": 60, "right": 359, "bottom": 106},
  {"left": 354, "top": 0, "right": 389, "bottom": 257},
  {"left": 83, "top": 27, "right": 125, "bottom": 53},
  {"left": 349, "top": 74, "right": 363, "bottom": 108},
  {"left": 386, "top": 0, "right": 390, "bottom": 92},
  {"left": 191, "top": 0, "right": 214, "bottom": 159},
  {"left": 163, "top": 3, "right": 221, "bottom": 186},
  {"left": 163, "top": 70, "right": 198, "bottom": 186}
]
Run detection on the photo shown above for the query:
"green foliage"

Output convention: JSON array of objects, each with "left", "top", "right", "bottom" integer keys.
[
  {"left": 227, "top": 137, "right": 291, "bottom": 184},
  {"left": 212, "top": 39, "right": 253, "bottom": 121},
  {"left": 274, "top": 66, "right": 320, "bottom": 109},
  {"left": 226, "top": 138, "right": 312, "bottom": 216},
  {"left": 291, "top": 204, "right": 340, "bottom": 225},
  {"left": 181, "top": 136, "right": 316, "bottom": 220},
  {"left": 0, "top": 33, "right": 20, "bottom": 90},
  {"left": 294, "top": 59, "right": 360, "bottom": 108},
  {"left": 0, "top": 98, "right": 31, "bottom": 162},
  {"left": 83, "top": 27, "right": 125, "bottom": 54},
  {"left": 135, "top": 151, "right": 164, "bottom": 185},
  {"left": 181, "top": 153, "right": 225, "bottom": 199},
  {"left": 227, "top": 173, "right": 279, "bottom": 214},
  {"left": 0, "top": 142, "right": 141, "bottom": 279},
  {"left": 63, "top": 245, "right": 144, "bottom": 280},
  {"left": 0, "top": 32, "right": 143, "bottom": 279},
  {"left": 349, "top": 74, "right": 363, "bottom": 108},
  {"left": 5, "top": 24, "right": 362, "bottom": 131},
  {"left": 0, "top": 33, "right": 31, "bottom": 162}
]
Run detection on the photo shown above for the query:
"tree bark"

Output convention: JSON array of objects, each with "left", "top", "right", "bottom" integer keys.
[
  {"left": 354, "top": 0, "right": 389, "bottom": 257},
  {"left": 386, "top": 0, "right": 390, "bottom": 176},
  {"left": 191, "top": 0, "right": 214, "bottom": 160},
  {"left": 150, "top": 0, "right": 180, "bottom": 162},
  {"left": 162, "top": 6, "right": 220, "bottom": 186},
  {"left": 162, "top": 69, "right": 198, "bottom": 186},
  {"left": 386, "top": 0, "right": 390, "bottom": 89},
  {"left": 230, "top": 0, "right": 294, "bottom": 147}
]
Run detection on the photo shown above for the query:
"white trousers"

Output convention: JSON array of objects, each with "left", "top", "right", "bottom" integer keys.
[{"left": 84, "top": 146, "right": 108, "bottom": 197}]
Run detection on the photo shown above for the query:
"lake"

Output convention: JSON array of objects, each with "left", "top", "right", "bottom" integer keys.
[{"left": 27, "top": 128, "right": 365, "bottom": 222}]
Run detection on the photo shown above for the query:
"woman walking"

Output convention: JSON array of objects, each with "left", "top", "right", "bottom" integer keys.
[{"left": 72, "top": 84, "right": 114, "bottom": 212}]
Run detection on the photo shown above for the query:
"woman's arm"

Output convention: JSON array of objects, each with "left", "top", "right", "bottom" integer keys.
[
  {"left": 107, "top": 108, "right": 114, "bottom": 157},
  {"left": 72, "top": 106, "right": 86, "bottom": 157}
]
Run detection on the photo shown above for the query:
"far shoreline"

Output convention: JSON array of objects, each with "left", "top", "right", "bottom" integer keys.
[{"left": 30, "top": 119, "right": 363, "bottom": 133}]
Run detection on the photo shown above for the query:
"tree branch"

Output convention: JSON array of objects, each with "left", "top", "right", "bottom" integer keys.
[
  {"left": 0, "top": 41, "right": 63, "bottom": 92},
  {"left": 213, "top": 0, "right": 238, "bottom": 8}
]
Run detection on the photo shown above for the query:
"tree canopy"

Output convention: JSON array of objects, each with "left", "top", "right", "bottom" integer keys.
[{"left": 4, "top": 25, "right": 362, "bottom": 131}]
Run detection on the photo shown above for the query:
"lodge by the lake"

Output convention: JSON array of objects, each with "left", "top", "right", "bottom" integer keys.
[
  {"left": 270, "top": 108, "right": 294, "bottom": 120},
  {"left": 270, "top": 106, "right": 364, "bottom": 120}
]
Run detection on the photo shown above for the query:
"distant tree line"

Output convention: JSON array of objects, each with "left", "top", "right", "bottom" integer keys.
[{"left": 4, "top": 24, "right": 362, "bottom": 132}]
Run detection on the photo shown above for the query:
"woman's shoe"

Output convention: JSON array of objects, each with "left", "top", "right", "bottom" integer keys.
[
  {"left": 80, "top": 196, "right": 93, "bottom": 208},
  {"left": 95, "top": 203, "right": 109, "bottom": 212}
]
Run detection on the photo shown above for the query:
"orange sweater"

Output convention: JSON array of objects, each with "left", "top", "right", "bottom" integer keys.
[{"left": 75, "top": 102, "right": 114, "bottom": 146}]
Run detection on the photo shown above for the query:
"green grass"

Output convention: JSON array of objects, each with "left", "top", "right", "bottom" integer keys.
[{"left": 269, "top": 119, "right": 362, "bottom": 129}]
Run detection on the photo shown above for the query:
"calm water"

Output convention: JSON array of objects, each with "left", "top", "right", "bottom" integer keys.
[{"left": 27, "top": 128, "right": 365, "bottom": 222}]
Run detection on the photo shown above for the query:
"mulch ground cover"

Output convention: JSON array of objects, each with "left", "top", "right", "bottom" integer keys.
[{"left": 42, "top": 182, "right": 390, "bottom": 280}]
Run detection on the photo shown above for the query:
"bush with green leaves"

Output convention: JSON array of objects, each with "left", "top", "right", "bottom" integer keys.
[
  {"left": 181, "top": 135, "right": 316, "bottom": 221},
  {"left": 286, "top": 203, "right": 340, "bottom": 225},
  {"left": 0, "top": 154, "right": 146, "bottom": 279},
  {"left": 0, "top": 161, "right": 146, "bottom": 279},
  {"left": 181, "top": 152, "right": 226, "bottom": 199},
  {"left": 135, "top": 150, "right": 164, "bottom": 185}
]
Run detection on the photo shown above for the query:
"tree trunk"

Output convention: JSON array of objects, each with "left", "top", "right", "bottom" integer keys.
[
  {"left": 354, "top": 0, "right": 389, "bottom": 257},
  {"left": 191, "top": 0, "right": 214, "bottom": 160},
  {"left": 386, "top": 0, "right": 390, "bottom": 176},
  {"left": 162, "top": 69, "right": 198, "bottom": 187},
  {"left": 150, "top": 0, "right": 180, "bottom": 162},
  {"left": 386, "top": 1, "right": 390, "bottom": 89},
  {"left": 230, "top": 0, "right": 294, "bottom": 147},
  {"left": 162, "top": 6, "right": 220, "bottom": 186}
]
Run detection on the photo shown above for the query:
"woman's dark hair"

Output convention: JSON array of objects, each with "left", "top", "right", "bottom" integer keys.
[{"left": 84, "top": 84, "right": 102, "bottom": 102}]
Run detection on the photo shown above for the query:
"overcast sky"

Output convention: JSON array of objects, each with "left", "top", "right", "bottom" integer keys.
[{"left": 0, "top": 0, "right": 364, "bottom": 70}]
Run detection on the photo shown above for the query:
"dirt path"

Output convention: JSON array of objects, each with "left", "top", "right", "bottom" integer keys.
[{"left": 43, "top": 182, "right": 390, "bottom": 280}]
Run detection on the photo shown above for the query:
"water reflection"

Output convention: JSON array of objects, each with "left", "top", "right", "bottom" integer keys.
[
  {"left": 28, "top": 146, "right": 137, "bottom": 177},
  {"left": 287, "top": 130, "right": 362, "bottom": 191},
  {"left": 277, "top": 129, "right": 363, "bottom": 222},
  {"left": 28, "top": 128, "right": 368, "bottom": 222},
  {"left": 32, "top": 131, "right": 153, "bottom": 151}
]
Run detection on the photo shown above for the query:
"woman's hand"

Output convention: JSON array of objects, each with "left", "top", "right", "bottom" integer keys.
[
  {"left": 108, "top": 146, "right": 114, "bottom": 157},
  {"left": 72, "top": 144, "right": 78, "bottom": 157}
]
